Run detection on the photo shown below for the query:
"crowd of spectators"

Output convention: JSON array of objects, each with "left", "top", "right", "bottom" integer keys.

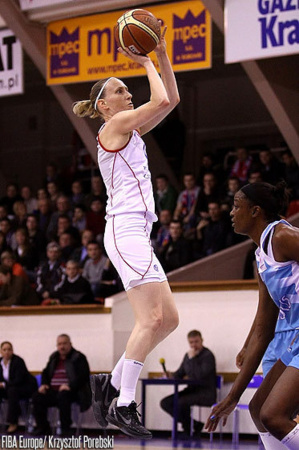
[{"left": 0, "top": 147, "right": 298, "bottom": 306}]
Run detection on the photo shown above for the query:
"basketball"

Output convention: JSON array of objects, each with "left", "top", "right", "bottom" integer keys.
[{"left": 114, "top": 9, "right": 161, "bottom": 56}]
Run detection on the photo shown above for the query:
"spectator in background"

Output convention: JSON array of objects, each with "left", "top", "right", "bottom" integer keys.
[
  {"left": 13, "top": 228, "right": 38, "bottom": 281},
  {"left": 46, "top": 196, "right": 73, "bottom": 242},
  {"left": 72, "top": 204, "right": 87, "bottom": 233},
  {"left": 0, "top": 251, "right": 28, "bottom": 281},
  {"left": 0, "top": 184, "right": 22, "bottom": 217},
  {"left": 36, "top": 188, "right": 49, "bottom": 201},
  {"left": 0, "top": 218, "right": 16, "bottom": 250},
  {"left": 160, "top": 330, "right": 216, "bottom": 437},
  {"left": 192, "top": 172, "right": 220, "bottom": 222},
  {"left": 281, "top": 150, "right": 299, "bottom": 200},
  {"left": 47, "top": 181, "right": 61, "bottom": 211},
  {"left": 257, "top": 149, "right": 283, "bottom": 185},
  {"left": 154, "top": 174, "right": 177, "bottom": 214},
  {"left": 0, "top": 231, "right": 10, "bottom": 257},
  {"left": 26, "top": 214, "right": 47, "bottom": 262},
  {"left": 11, "top": 201, "right": 27, "bottom": 231},
  {"left": 230, "top": 147, "right": 252, "bottom": 185},
  {"left": 43, "top": 162, "right": 63, "bottom": 191},
  {"left": 44, "top": 260, "right": 94, "bottom": 305},
  {"left": 194, "top": 202, "right": 233, "bottom": 259},
  {"left": 0, "top": 266, "right": 39, "bottom": 306},
  {"left": 0, "top": 205, "right": 8, "bottom": 221},
  {"left": 0, "top": 341, "right": 38, "bottom": 433},
  {"left": 21, "top": 186, "right": 38, "bottom": 214},
  {"left": 86, "top": 198, "right": 106, "bottom": 242},
  {"left": 51, "top": 214, "right": 80, "bottom": 247},
  {"left": 84, "top": 174, "right": 105, "bottom": 208},
  {"left": 35, "top": 198, "right": 52, "bottom": 235},
  {"left": 221, "top": 176, "right": 241, "bottom": 211},
  {"left": 31, "top": 334, "right": 91, "bottom": 436},
  {"left": 154, "top": 209, "right": 172, "bottom": 256},
  {"left": 173, "top": 174, "right": 200, "bottom": 227},
  {"left": 70, "top": 180, "right": 85, "bottom": 207},
  {"left": 58, "top": 232, "right": 78, "bottom": 264},
  {"left": 36, "top": 242, "right": 64, "bottom": 302},
  {"left": 71, "top": 229, "right": 94, "bottom": 268},
  {"left": 197, "top": 153, "right": 225, "bottom": 187},
  {"left": 82, "top": 241, "right": 109, "bottom": 298},
  {"left": 248, "top": 170, "right": 263, "bottom": 184},
  {"left": 159, "top": 220, "right": 193, "bottom": 272}
]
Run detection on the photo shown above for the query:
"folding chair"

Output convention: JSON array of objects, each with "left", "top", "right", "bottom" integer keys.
[
  {"left": 232, "top": 374, "right": 263, "bottom": 447},
  {"left": 190, "top": 374, "right": 223, "bottom": 440}
]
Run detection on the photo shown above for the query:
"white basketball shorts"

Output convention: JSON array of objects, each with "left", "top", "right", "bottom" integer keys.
[{"left": 104, "top": 213, "right": 167, "bottom": 291}]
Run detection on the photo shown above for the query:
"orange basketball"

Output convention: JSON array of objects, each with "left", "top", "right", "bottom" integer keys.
[{"left": 114, "top": 9, "right": 161, "bottom": 56}]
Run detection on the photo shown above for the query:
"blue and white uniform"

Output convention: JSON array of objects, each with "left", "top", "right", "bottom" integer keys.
[
  {"left": 97, "top": 126, "right": 167, "bottom": 291},
  {"left": 256, "top": 219, "right": 299, "bottom": 371}
]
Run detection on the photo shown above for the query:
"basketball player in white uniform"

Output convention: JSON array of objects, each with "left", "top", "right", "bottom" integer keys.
[
  {"left": 205, "top": 181, "right": 299, "bottom": 450},
  {"left": 73, "top": 28, "right": 179, "bottom": 439}
]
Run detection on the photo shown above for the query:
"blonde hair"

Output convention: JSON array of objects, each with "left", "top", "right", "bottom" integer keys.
[{"left": 73, "top": 78, "right": 111, "bottom": 119}]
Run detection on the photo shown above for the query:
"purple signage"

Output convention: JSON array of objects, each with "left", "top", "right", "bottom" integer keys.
[
  {"left": 173, "top": 9, "right": 206, "bottom": 64},
  {"left": 49, "top": 27, "right": 79, "bottom": 78}
]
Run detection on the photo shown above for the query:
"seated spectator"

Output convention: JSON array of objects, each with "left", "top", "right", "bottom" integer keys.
[
  {"left": 47, "top": 181, "right": 61, "bottom": 211},
  {"left": 21, "top": 186, "right": 38, "bottom": 214},
  {"left": 0, "top": 266, "right": 39, "bottom": 306},
  {"left": 221, "top": 176, "right": 241, "bottom": 211},
  {"left": 70, "top": 180, "right": 85, "bottom": 207},
  {"left": 43, "top": 162, "right": 63, "bottom": 191},
  {"left": 154, "top": 174, "right": 177, "bottom": 214},
  {"left": 154, "top": 209, "right": 172, "bottom": 256},
  {"left": 31, "top": 334, "right": 91, "bottom": 436},
  {"left": 82, "top": 241, "right": 109, "bottom": 298},
  {"left": 173, "top": 174, "right": 200, "bottom": 226},
  {"left": 26, "top": 214, "right": 47, "bottom": 262},
  {"left": 0, "top": 183, "right": 22, "bottom": 217},
  {"left": 229, "top": 147, "right": 253, "bottom": 185},
  {"left": 58, "top": 232, "right": 78, "bottom": 263},
  {"left": 36, "top": 242, "right": 65, "bottom": 302},
  {"left": 1, "top": 251, "right": 28, "bottom": 281},
  {"left": 0, "top": 205, "right": 8, "bottom": 221},
  {"left": 160, "top": 330, "right": 216, "bottom": 436},
  {"left": 0, "top": 218, "right": 16, "bottom": 250},
  {"left": 46, "top": 195, "right": 72, "bottom": 242},
  {"left": 159, "top": 220, "right": 193, "bottom": 272},
  {"left": 248, "top": 170, "right": 263, "bottom": 184},
  {"left": 35, "top": 198, "right": 52, "bottom": 234},
  {"left": 11, "top": 201, "right": 28, "bottom": 230},
  {"left": 84, "top": 174, "right": 105, "bottom": 208},
  {"left": 192, "top": 172, "right": 221, "bottom": 222},
  {"left": 86, "top": 199, "right": 106, "bottom": 241},
  {"left": 45, "top": 260, "right": 94, "bottom": 305},
  {"left": 195, "top": 201, "right": 233, "bottom": 258},
  {"left": 13, "top": 228, "right": 39, "bottom": 282},
  {"left": 36, "top": 188, "right": 49, "bottom": 201},
  {"left": 71, "top": 229, "right": 94, "bottom": 268},
  {"left": 257, "top": 148, "right": 283, "bottom": 185},
  {"left": 281, "top": 150, "right": 299, "bottom": 200},
  {"left": 197, "top": 152, "right": 225, "bottom": 186},
  {"left": 0, "top": 231, "right": 11, "bottom": 257},
  {"left": 72, "top": 204, "right": 87, "bottom": 233},
  {"left": 53, "top": 214, "right": 81, "bottom": 246},
  {"left": 0, "top": 341, "right": 37, "bottom": 433}
]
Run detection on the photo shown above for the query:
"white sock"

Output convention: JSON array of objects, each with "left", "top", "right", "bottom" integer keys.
[
  {"left": 281, "top": 424, "right": 299, "bottom": 449},
  {"left": 111, "top": 352, "right": 126, "bottom": 390},
  {"left": 117, "top": 358, "right": 144, "bottom": 407},
  {"left": 259, "top": 432, "right": 288, "bottom": 449}
]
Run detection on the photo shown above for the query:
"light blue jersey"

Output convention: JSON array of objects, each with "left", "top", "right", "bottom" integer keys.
[{"left": 256, "top": 220, "right": 299, "bottom": 372}]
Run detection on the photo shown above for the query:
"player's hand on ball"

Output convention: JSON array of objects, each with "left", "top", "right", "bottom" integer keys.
[
  {"left": 154, "top": 24, "right": 167, "bottom": 55},
  {"left": 117, "top": 47, "right": 150, "bottom": 65}
]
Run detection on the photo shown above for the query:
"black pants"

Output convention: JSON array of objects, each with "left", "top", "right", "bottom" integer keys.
[
  {"left": 160, "top": 388, "right": 214, "bottom": 433},
  {"left": 32, "top": 389, "right": 78, "bottom": 430},
  {"left": 0, "top": 384, "right": 36, "bottom": 424}
]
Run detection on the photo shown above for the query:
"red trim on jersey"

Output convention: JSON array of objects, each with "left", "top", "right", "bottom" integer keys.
[
  {"left": 118, "top": 153, "right": 148, "bottom": 213},
  {"left": 112, "top": 215, "right": 152, "bottom": 278},
  {"left": 97, "top": 132, "right": 132, "bottom": 153}
]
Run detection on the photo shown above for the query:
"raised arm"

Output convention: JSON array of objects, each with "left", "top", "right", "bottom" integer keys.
[{"left": 205, "top": 275, "right": 279, "bottom": 432}]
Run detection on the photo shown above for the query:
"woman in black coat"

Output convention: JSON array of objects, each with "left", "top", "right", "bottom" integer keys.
[{"left": 0, "top": 341, "right": 37, "bottom": 433}]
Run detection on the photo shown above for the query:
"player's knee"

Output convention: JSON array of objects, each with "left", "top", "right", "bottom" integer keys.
[{"left": 259, "top": 404, "right": 280, "bottom": 433}]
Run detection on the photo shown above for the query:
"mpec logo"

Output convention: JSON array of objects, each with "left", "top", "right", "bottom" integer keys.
[{"left": 49, "top": 27, "right": 79, "bottom": 78}]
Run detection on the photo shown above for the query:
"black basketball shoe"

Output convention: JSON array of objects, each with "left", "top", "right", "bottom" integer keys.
[
  {"left": 90, "top": 374, "right": 119, "bottom": 427},
  {"left": 106, "top": 398, "right": 152, "bottom": 439}
]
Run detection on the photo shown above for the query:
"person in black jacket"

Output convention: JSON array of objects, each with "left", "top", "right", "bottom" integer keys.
[
  {"left": 31, "top": 334, "right": 91, "bottom": 436},
  {"left": 160, "top": 330, "right": 216, "bottom": 436},
  {"left": 0, "top": 341, "right": 37, "bottom": 433},
  {"left": 158, "top": 220, "right": 193, "bottom": 272}
]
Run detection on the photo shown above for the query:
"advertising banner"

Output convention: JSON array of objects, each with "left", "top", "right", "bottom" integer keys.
[
  {"left": 20, "top": 0, "right": 74, "bottom": 10},
  {"left": 47, "top": 0, "right": 211, "bottom": 85},
  {"left": 225, "top": 0, "right": 299, "bottom": 63},
  {"left": 0, "top": 29, "right": 23, "bottom": 97}
]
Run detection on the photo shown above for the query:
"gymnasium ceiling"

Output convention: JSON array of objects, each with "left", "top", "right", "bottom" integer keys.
[{"left": 0, "top": 0, "right": 298, "bottom": 167}]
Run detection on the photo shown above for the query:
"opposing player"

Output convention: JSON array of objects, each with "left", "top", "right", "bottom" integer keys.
[
  {"left": 205, "top": 181, "right": 299, "bottom": 449},
  {"left": 73, "top": 27, "right": 179, "bottom": 439}
]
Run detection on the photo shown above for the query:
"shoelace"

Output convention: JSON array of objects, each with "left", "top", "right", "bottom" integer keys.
[{"left": 128, "top": 402, "right": 143, "bottom": 423}]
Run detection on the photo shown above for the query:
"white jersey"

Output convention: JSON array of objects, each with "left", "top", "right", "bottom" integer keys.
[{"left": 97, "top": 126, "right": 158, "bottom": 223}]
